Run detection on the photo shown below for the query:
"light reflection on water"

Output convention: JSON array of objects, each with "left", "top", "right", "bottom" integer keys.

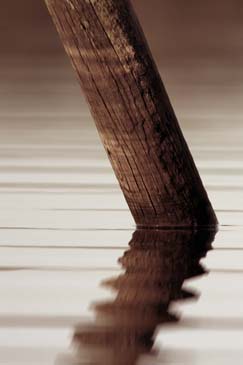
[
  {"left": 0, "top": 58, "right": 243, "bottom": 363},
  {"left": 68, "top": 229, "right": 215, "bottom": 365}
]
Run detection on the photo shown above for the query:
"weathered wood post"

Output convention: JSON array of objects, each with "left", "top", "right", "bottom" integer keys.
[{"left": 44, "top": 0, "right": 217, "bottom": 228}]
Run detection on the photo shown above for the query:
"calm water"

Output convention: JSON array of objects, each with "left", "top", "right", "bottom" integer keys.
[{"left": 0, "top": 52, "right": 243, "bottom": 365}]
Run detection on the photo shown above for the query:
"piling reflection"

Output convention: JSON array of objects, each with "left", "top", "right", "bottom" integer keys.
[{"left": 72, "top": 229, "right": 216, "bottom": 365}]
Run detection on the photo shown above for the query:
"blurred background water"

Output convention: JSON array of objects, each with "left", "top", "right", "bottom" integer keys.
[{"left": 0, "top": 1, "right": 243, "bottom": 364}]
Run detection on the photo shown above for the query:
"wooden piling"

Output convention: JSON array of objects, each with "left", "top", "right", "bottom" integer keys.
[{"left": 44, "top": 0, "right": 218, "bottom": 227}]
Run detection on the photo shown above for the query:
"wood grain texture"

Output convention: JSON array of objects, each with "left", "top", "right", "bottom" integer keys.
[{"left": 44, "top": 0, "right": 217, "bottom": 227}]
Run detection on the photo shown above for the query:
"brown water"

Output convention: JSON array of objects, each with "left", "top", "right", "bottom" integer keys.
[{"left": 1, "top": 1, "right": 243, "bottom": 363}]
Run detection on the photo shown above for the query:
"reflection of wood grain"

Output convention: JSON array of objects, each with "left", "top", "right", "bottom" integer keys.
[
  {"left": 73, "top": 229, "right": 215, "bottom": 365},
  {"left": 45, "top": 0, "right": 217, "bottom": 227}
]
